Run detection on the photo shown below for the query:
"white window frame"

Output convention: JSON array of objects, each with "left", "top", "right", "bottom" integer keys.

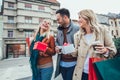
[
  {"left": 25, "top": 3, "right": 32, "bottom": 10},
  {"left": 25, "top": 16, "right": 32, "bottom": 23},
  {"left": 8, "top": 2, "right": 14, "bottom": 8},
  {"left": 38, "top": 5, "right": 45, "bottom": 11},
  {"left": 111, "top": 21, "right": 114, "bottom": 26},
  {"left": 8, "top": 16, "right": 14, "bottom": 23},
  {"left": 25, "top": 31, "right": 34, "bottom": 38},
  {"left": 39, "top": 18, "right": 44, "bottom": 23},
  {"left": 8, "top": 30, "right": 13, "bottom": 38}
]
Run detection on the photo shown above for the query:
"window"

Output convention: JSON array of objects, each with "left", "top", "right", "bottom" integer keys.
[
  {"left": 119, "top": 21, "right": 120, "bottom": 25},
  {"left": 52, "top": 9, "right": 56, "bottom": 14},
  {"left": 53, "top": 20, "right": 57, "bottom": 23},
  {"left": 25, "top": 31, "right": 34, "bottom": 38},
  {"left": 25, "top": 16, "right": 32, "bottom": 23},
  {"left": 8, "top": 31, "right": 13, "bottom": 38},
  {"left": 111, "top": 21, "right": 114, "bottom": 26},
  {"left": 8, "top": 2, "right": 14, "bottom": 8},
  {"left": 116, "top": 30, "right": 118, "bottom": 36},
  {"left": 38, "top": 5, "right": 45, "bottom": 11},
  {"left": 25, "top": 3, "right": 32, "bottom": 9},
  {"left": 8, "top": 16, "right": 14, "bottom": 23},
  {"left": 39, "top": 18, "right": 44, "bottom": 23},
  {"left": 115, "top": 21, "right": 117, "bottom": 27},
  {"left": 111, "top": 30, "right": 114, "bottom": 35}
]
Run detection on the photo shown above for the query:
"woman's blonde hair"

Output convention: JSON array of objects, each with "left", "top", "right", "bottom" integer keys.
[
  {"left": 34, "top": 19, "right": 51, "bottom": 40},
  {"left": 78, "top": 9, "right": 101, "bottom": 33}
]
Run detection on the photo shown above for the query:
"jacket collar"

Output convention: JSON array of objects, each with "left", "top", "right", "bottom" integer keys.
[{"left": 57, "top": 20, "right": 73, "bottom": 33}]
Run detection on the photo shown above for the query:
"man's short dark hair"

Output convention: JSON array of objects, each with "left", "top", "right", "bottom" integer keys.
[{"left": 56, "top": 8, "right": 70, "bottom": 18}]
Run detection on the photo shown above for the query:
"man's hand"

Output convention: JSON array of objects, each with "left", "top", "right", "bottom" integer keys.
[{"left": 55, "top": 46, "right": 61, "bottom": 53}]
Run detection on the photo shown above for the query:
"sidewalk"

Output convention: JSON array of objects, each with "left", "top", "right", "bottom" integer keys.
[{"left": 0, "top": 56, "right": 62, "bottom": 80}]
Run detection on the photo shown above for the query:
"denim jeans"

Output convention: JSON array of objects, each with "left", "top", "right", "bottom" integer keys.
[
  {"left": 81, "top": 72, "right": 88, "bottom": 80},
  {"left": 60, "top": 65, "right": 75, "bottom": 80},
  {"left": 32, "top": 66, "right": 53, "bottom": 80}
]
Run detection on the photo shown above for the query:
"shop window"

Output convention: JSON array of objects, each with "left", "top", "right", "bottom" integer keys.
[{"left": 7, "top": 44, "right": 26, "bottom": 58}]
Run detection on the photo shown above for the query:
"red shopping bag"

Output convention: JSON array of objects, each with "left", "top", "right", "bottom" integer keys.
[
  {"left": 33, "top": 41, "right": 48, "bottom": 52},
  {"left": 89, "top": 58, "right": 103, "bottom": 80}
]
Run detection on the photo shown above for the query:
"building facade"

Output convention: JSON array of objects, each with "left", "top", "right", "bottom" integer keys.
[
  {"left": 73, "top": 13, "right": 120, "bottom": 39},
  {"left": 0, "top": 15, "right": 3, "bottom": 59},
  {"left": 97, "top": 13, "right": 120, "bottom": 38},
  {"left": 2, "top": 0, "right": 60, "bottom": 59},
  {"left": 108, "top": 13, "right": 120, "bottom": 38}
]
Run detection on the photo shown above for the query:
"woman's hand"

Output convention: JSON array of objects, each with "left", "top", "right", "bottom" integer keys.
[
  {"left": 95, "top": 44, "right": 108, "bottom": 54},
  {"left": 39, "top": 51, "right": 48, "bottom": 57}
]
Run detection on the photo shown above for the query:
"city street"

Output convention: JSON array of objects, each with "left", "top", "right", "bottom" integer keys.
[
  {"left": 0, "top": 55, "right": 62, "bottom": 80},
  {"left": 0, "top": 0, "right": 120, "bottom": 80}
]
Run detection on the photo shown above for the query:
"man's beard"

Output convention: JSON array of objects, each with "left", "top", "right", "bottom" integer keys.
[{"left": 60, "top": 22, "right": 66, "bottom": 27}]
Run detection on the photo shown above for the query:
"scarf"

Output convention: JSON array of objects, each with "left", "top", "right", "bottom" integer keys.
[{"left": 29, "top": 33, "right": 46, "bottom": 79}]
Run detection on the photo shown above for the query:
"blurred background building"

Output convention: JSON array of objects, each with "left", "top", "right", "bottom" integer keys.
[
  {"left": 1, "top": 0, "right": 60, "bottom": 59},
  {"left": 97, "top": 13, "right": 120, "bottom": 38},
  {"left": 0, "top": 0, "right": 120, "bottom": 59},
  {"left": 0, "top": 12, "right": 3, "bottom": 60}
]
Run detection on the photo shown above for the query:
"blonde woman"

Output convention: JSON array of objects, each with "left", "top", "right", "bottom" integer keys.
[
  {"left": 29, "top": 20, "right": 55, "bottom": 80},
  {"left": 73, "top": 9, "right": 116, "bottom": 80}
]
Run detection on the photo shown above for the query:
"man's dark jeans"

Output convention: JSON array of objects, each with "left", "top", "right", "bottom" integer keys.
[
  {"left": 81, "top": 72, "right": 88, "bottom": 80},
  {"left": 60, "top": 65, "right": 75, "bottom": 80}
]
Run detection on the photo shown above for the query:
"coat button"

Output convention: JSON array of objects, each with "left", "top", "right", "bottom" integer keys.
[{"left": 75, "top": 73, "right": 77, "bottom": 76}]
